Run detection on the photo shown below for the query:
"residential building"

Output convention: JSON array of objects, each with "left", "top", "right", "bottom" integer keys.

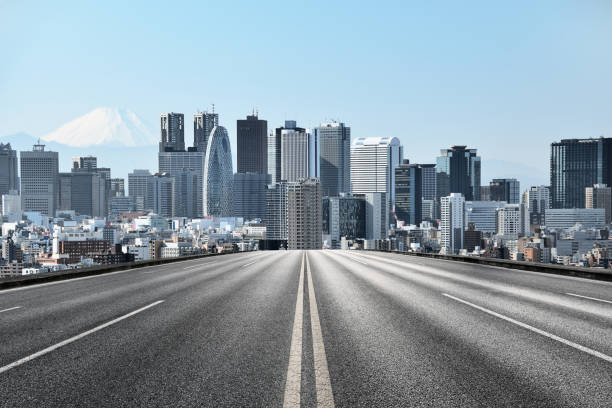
[
  {"left": 550, "top": 137, "right": 612, "bottom": 209},
  {"left": 286, "top": 178, "right": 322, "bottom": 249},
  {"left": 265, "top": 182, "right": 288, "bottom": 241},
  {"left": 317, "top": 121, "right": 350, "bottom": 197},
  {"left": 20, "top": 143, "right": 59, "bottom": 216},
  {"left": 440, "top": 193, "right": 465, "bottom": 254},
  {"left": 237, "top": 114, "right": 268, "bottom": 174}
]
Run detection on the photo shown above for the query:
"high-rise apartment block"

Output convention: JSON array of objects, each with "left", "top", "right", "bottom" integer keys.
[
  {"left": 440, "top": 193, "right": 465, "bottom": 254},
  {"left": 159, "top": 113, "right": 185, "bottom": 152},
  {"left": 317, "top": 121, "right": 350, "bottom": 197},
  {"left": 286, "top": 178, "right": 322, "bottom": 249},
  {"left": 20, "top": 143, "right": 59, "bottom": 216},
  {"left": 585, "top": 184, "right": 612, "bottom": 224},
  {"left": 436, "top": 146, "right": 481, "bottom": 201},
  {"left": 237, "top": 114, "right": 268, "bottom": 174},
  {"left": 265, "top": 182, "right": 288, "bottom": 241},
  {"left": 550, "top": 137, "right": 612, "bottom": 209}
]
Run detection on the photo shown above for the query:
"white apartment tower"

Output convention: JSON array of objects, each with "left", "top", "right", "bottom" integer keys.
[
  {"left": 440, "top": 193, "right": 465, "bottom": 254},
  {"left": 280, "top": 129, "right": 319, "bottom": 182}
]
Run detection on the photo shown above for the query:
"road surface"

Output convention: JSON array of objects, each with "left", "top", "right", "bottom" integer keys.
[{"left": 1, "top": 250, "right": 611, "bottom": 407}]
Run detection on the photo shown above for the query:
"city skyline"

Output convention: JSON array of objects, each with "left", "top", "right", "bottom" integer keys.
[{"left": 2, "top": 1, "right": 612, "bottom": 187}]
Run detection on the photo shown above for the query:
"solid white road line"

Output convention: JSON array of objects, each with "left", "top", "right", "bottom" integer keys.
[
  {"left": 566, "top": 292, "right": 612, "bottom": 305},
  {"left": 283, "top": 253, "right": 305, "bottom": 408},
  {"left": 306, "top": 252, "right": 335, "bottom": 407},
  {"left": 0, "top": 300, "right": 165, "bottom": 375},
  {"left": 241, "top": 261, "right": 257, "bottom": 268},
  {"left": 0, "top": 306, "right": 21, "bottom": 314},
  {"left": 443, "top": 293, "right": 612, "bottom": 364}
]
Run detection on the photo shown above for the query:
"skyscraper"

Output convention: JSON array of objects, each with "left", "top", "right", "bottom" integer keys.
[
  {"left": 440, "top": 193, "right": 465, "bottom": 254},
  {"left": 281, "top": 128, "right": 319, "bottom": 182},
  {"left": 158, "top": 152, "right": 205, "bottom": 216},
  {"left": 71, "top": 156, "right": 97, "bottom": 172},
  {"left": 420, "top": 164, "right": 437, "bottom": 201},
  {"left": 550, "top": 137, "right": 612, "bottom": 209},
  {"left": 173, "top": 169, "right": 199, "bottom": 218},
  {"left": 203, "top": 126, "right": 233, "bottom": 217},
  {"left": 159, "top": 113, "right": 185, "bottom": 152},
  {"left": 20, "top": 143, "right": 59, "bottom": 216},
  {"left": 394, "top": 161, "right": 422, "bottom": 226},
  {"left": 488, "top": 178, "right": 520, "bottom": 203},
  {"left": 0, "top": 143, "right": 19, "bottom": 202},
  {"left": 317, "top": 121, "right": 350, "bottom": 197},
  {"left": 269, "top": 121, "right": 304, "bottom": 183},
  {"left": 237, "top": 114, "right": 268, "bottom": 174},
  {"left": 436, "top": 146, "right": 481, "bottom": 201},
  {"left": 350, "top": 137, "right": 402, "bottom": 219},
  {"left": 522, "top": 185, "right": 550, "bottom": 226},
  {"left": 58, "top": 172, "right": 106, "bottom": 217},
  {"left": 585, "top": 184, "right": 612, "bottom": 224},
  {"left": 148, "top": 173, "right": 174, "bottom": 218},
  {"left": 322, "top": 194, "right": 366, "bottom": 248},
  {"left": 286, "top": 178, "right": 322, "bottom": 249},
  {"left": 233, "top": 173, "right": 271, "bottom": 221},
  {"left": 128, "top": 169, "right": 152, "bottom": 212},
  {"left": 194, "top": 110, "right": 218, "bottom": 153},
  {"left": 265, "top": 182, "right": 288, "bottom": 241},
  {"left": 365, "top": 192, "right": 388, "bottom": 240},
  {"left": 110, "top": 178, "right": 125, "bottom": 197}
]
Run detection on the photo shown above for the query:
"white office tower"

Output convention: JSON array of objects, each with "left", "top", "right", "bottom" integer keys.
[
  {"left": 350, "top": 137, "right": 402, "bottom": 215},
  {"left": 20, "top": 143, "right": 59, "bottom": 216},
  {"left": 496, "top": 204, "right": 529, "bottom": 237},
  {"left": 2, "top": 191, "right": 21, "bottom": 222},
  {"left": 317, "top": 122, "right": 350, "bottom": 197},
  {"left": 203, "top": 126, "right": 233, "bottom": 217},
  {"left": 440, "top": 193, "right": 465, "bottom": 254},
  {"left": 280, "top": 129, "right": 319, "bottom": 182},
  {"left": 365, "top": 192, "right": 388, "bottom": 240}
]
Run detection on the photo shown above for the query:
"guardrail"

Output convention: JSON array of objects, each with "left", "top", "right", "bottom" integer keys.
[
  {"left": 365, "top": 249, "right": 612, "bottom": 282},
  {"left": 0, "top": 251, "right": 238, "bottom": 290}
]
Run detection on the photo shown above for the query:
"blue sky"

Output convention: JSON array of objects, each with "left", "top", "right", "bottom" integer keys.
[{"left": 1, "top": 0, "right": 611, "bottom": 186}]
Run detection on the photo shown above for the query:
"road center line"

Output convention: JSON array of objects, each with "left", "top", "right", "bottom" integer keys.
[
  {"left": 0, "top": 300, "right": 165, "bottom": 375},
  {"left": 565, "top": 292, "right": 612, "bottom": 305},
  {"left": 283, "top": 252, "right": 305, "bottom": 408},
  {"left": 0, "top": 306, "right": 21, "bottom": 314},
  {"left": 443, "top": 293, "right": 612, "bottom": 364},
  {"left": 306, "top": 252, "right": 335, "bottom": 407}
]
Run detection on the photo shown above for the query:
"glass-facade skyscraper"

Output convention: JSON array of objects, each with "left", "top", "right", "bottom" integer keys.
[
  {"left": 550, "top": 137, "right": 612, "bottom": 209},
  {"left": 436, "top": 146, "right": 481, "bottom": 201}
]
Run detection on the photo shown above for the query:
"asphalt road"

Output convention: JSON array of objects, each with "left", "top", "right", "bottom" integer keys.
[{"left": 1, "top": 250, "right": 611, "bottom": 407}]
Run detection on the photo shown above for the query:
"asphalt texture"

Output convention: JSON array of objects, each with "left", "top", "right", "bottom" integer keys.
[{"left": 0, "top": 250, "right": 611, "bottom": 407}]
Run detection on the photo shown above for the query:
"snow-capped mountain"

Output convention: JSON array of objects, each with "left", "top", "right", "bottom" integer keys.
[{"left": 42, "top": 107, "right": 157, "bottom": 147}]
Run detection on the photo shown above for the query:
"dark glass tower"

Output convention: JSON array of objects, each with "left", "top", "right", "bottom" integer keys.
[
  {"left": 237, "top": 114, "right": 268, "bottom": 174},
  {"left": 159, "top": 113, "right": 185, "bottom": 152},
  {"left": 550, "top": 137, "right": 612, "bottom": 209},
  {"left": 436, "top": 146, "right": 481, "bottom": 201},
  {"left": 318, "top": 122, "right": 350, "bottom": 197},
  {"left": 395, "top": 160, "right": 423, "bottom": 226}
]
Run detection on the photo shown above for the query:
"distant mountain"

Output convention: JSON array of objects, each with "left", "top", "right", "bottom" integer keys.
[
  {"left": 0, "top": 132, "right": 158, "bottom": 180},
  {"left": 42, "top": 107, "right": 156, "bottom": 147}
]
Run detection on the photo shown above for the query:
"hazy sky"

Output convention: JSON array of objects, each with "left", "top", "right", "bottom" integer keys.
[{"left": 1, "top": 1, "right": 611, "bottom": 186}]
